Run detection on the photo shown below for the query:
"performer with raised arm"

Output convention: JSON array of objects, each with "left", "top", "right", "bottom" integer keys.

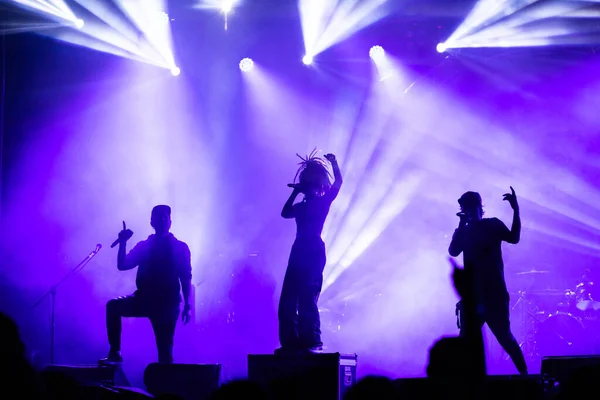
[
  {"left": 276, "top": 150, "right": 343, "bottom": 355},
  {"left": 448, "top": 188, "right": 528, "bottom": 375},
  {"left": 100, "top": 205, "right": 192, "bottom": 364}
]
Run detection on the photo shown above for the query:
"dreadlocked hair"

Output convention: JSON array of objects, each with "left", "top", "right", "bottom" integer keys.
[{"left": 293, "top": 148, "right": 332, "bottom": 196}]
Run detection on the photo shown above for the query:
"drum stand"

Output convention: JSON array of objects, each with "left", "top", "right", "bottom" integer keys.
[{"left": 511, "top": 290, "right": 540, "bottom": 360}]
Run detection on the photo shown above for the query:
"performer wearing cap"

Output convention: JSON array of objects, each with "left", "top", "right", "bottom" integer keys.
[
  {"left": 100, "top": 205, "right": 192, "bottom": 364},
  {"left": 449, "top": 188, "right": 528, "bottom": 375}
]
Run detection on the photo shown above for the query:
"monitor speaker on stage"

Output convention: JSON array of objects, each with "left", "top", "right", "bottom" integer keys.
[
  {"left": 248, "top": 352, "right": 357, "bottom": 400},
  {"left": 143, "top": 363, "right": 222, "bottom": 400}
]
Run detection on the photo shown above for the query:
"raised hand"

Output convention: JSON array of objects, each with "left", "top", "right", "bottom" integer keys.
[
  {"left": 324, "top": 153, "right": 336, "bottom": 163},
  {"left": 118, "top": 221, "right": 134, "bottom": 243},
  {"left": 502, "top": 186, "right": 519, "bottom": 210}
]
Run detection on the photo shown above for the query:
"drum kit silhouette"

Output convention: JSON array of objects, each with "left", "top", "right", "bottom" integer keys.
[{"left": 510, "top": 269, "right": 600, "bottom": 361}]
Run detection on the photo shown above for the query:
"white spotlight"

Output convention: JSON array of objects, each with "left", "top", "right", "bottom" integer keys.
[
  {"left": 436, "top": 43, "right": 447, "bottom": 53},
  {"left": 75, "top": 19, "right": 84, "bottom": 29},
  {"left": 369, "top": 45, "right": 385, "bottom": 61},
  {"left": 302, "top": 54, "right": 313, "bottom": 65},
  {"left": 221, "top": 0, "right": 234, "bottom": 13},
  {"left": 170, "top": 67, "right": 181, "bottom": 76},
  {"left": 159, "top": 12, "right": 170, "bottom": 23},
  {"left": 239, "top": 58, "right": 254, "bottom": 72}
]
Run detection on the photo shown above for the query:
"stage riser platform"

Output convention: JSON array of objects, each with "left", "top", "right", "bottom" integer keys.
[
  {"left": 248, "top": 352, "right": 357, "bottom": 400},
  {"left": 42, "top": 364, "right": 130, "bottom": 387},
  {"left": 144, "top": 363, "right": 222, "bottom": 400}
]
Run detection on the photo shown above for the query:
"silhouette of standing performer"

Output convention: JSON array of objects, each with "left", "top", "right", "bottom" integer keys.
[
  {"left": 277, "top": 150, "right": 342, "bottom": 354},
  {"left": 100, "top": 205, "right": 192, "bottom": 364},
  {"left": 449, "top": 188, "right": 528, "bottom": 375}
]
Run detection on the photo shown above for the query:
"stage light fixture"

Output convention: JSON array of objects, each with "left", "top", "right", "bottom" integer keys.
[
  {"left": 171, "top": 67, "right": 181, "bottom": 76},
  {"left": 302, "top": 54, "right": 313, "bottom": 65},
  {"left": 436, "top": 43, "right": 447, "bottom": 53},
  {"left": 239, "top": 58, "right": 254, "bottom": 72},
  {"left": 75, "top": 19, "right": 84, "bottom": 29},
  {"left": 369, "top": 45, "right": 384, "bottom": 61},
  {"left": 159, "top": 12, "right": 170, "bottom": 23},
  {"left": 221, "top": 0, "right": 234, "bottom": 13}
]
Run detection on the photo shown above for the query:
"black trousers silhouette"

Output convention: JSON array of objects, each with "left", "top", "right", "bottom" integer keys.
[
  {"left": 278, "top": 237, "right": 326, "bottom": 349},
  {"left": 106, "top": 293, "right": 180, "bottom": 363},
  {"left": 458, "top": 298, "right": 527, "bottom": 374}
]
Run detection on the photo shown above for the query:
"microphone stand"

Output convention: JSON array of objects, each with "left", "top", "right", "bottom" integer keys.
[{"left": 33, "top": 244, "right": 102, "bottom": 365}]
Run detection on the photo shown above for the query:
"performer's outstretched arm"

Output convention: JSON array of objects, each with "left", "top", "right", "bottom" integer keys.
[
  {"left": 117, "top": 242, "right": 143, "bottom": 271},
  {"left": 324, "top": 153, "right": 342, "bottom": 201},
  {"left": 329, "top": 155, "right": 343, "bottom": 189},
  {"left": 449, "top": 216, "right": 467, "bottom": 257},
  {"left": 502, "top": 186, "right": 520, "bottom": 244},
  {"left": 506, "top": 208, "right": 521, "bottom": 244},
  {"left": 281, "top": 189, "right": 300, "bottom": 219},
  {"left": 448, "top": 230, "right": 464, "bottom": 257},
  {"left": 115, "top": 221, "right": 141, "bottom": 271}
]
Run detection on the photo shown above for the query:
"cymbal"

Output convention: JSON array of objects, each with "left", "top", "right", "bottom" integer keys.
[
  {"left": 528, "top": 289, "right": 564, "bottom": 294},
  {"left": 510, "top": 289, "right": 563, "bottom": 296},
  {"left": 576, "top": 300, "right": 600, "bottom": 311},
  {"left": 515, "top": 270, "right": 550, "bottom": 275}
]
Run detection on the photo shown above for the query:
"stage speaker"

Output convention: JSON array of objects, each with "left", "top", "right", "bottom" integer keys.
[
  {"left": 143, "top": 363, "right": 222, "bottom": 400},
  {"left": 541, "top": 355, "right": 600, "bottom": 391},
  {"left": 248, "top": 352, "right": 357, "bottom": 400},
  {"left": 83, "top": 385, "right": 153, "bottom": 400},
  {"left": 42, "top": 364, "right": 130, "bottom": 387}
]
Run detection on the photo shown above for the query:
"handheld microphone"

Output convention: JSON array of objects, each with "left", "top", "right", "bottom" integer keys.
[
  {"left": 111, "top": 221, "right": 133, "bottom": 248},
  {"left": 110, "top": 231, "right": 133, "bottom": 248}
]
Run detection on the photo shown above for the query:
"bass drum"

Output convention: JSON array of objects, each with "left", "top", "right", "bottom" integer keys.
[{"left": 536, "top": 313, "right": 586, "bottom": 357}]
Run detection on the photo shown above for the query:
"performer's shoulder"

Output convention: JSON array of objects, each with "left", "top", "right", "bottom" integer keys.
[
  {"left": 482, "top": 217, "right": 503, "bottom": 228},
  {"left": 172, "top": 236, "right": 191, "bottom": 250},
  {"left": 483, "top": 217, "right": 501, "bottom": 223},
  {"left": 136, "top": 236, "right": 153, "bottom": 246},
  {"left": 483, "top": 217, "right": 508, "bottom": 231}
]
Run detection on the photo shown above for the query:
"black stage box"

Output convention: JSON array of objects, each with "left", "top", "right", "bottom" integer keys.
[
  {"left": 248, "top": 352, "right": 357, "bottom": 400},
  {"left": 541, "top": 355, "right": 600, "bottom": 396},
  {"left": 42, "top": 364, "right": 130, "bottom": 387},
  {"left": 144, "top": 362, "right": 222, "bottom": 400},
  {"left": 395, "top": 375, "right": 543, "bottom": 400},
  {"left": 541, "top": 355, "right": 600, "bottom": 384}
]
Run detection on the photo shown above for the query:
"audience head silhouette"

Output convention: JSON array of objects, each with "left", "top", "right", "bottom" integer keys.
[
  {"left": 0, "top": 312, "right": 25, "bottom": 357},
  {"left": 210, "top": 380, "right": 267, "bottom": 400},
  {"left": 343, "top": 376, "right": 397, "bottom": 400}
]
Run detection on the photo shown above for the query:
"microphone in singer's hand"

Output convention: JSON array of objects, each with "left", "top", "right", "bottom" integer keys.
[{"left": 111, "top": 221, "right": 133, "bottom": 248}]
